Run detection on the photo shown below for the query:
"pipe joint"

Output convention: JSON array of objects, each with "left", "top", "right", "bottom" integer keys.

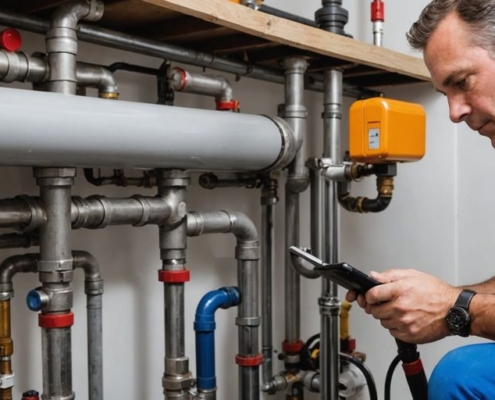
[
  {"left": 235, "top": 243, "right": 260, "bottom": 261},
  {"left": 281, "top": 58, "right": 308, "bottom": 74},
  {"left": 157, "top": 169, "right": 191, "bottom": 188},
  {"left": 162, "top": 371, "right": 194, "bottom": 392},
  {"left": 286, "top": 176, "right": 309, "bottom": 193},
  {"left": 37, "top": 259, "right": 72, "bottom": 273},
  {"left": 39, "top": 270, "right": 74, "bottom": 284},
  {"left": 15, "top": 195, "right": 47, "bottom": 232},
  {"left": 318, "top": 296, "right": 340, "bottom": 316},
  {"left": 33, "top": 167, "right": 76, "bottom": 187},
  {"left": 165, "top": 357, "right": 190, "bottom": 375},
  {"left": 84, "top": 280, "right": 103, "bottom": 296},
  {"left": 281, "top": 104, "right": 307, "bottom": 120},
  {"left": 33, "top": 286, "right": 73, "bottom": 312},
  {"left": 50, "top": 0, "right": 104, "bottom": 30}
]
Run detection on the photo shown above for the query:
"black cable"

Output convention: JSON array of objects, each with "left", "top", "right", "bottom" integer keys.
[
  {"left": 340, "top": 353, "right": 378, "bottom": 400},
  {"left": 384, "top": 354, "right": 401, "bottom": 400}
]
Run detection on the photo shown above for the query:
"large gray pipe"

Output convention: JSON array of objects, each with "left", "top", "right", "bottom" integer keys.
[{"left": 0, "top": 87, "right": 294, "bottom": 171}]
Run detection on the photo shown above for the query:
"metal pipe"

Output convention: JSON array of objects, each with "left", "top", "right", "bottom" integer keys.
[
  {"left": 0, "top": 87, "right": 295, "bottom": 171},
  {"left": 169, "top": 68, "right": 234, "bottom": 100},
  {"left": 187, "top": 210, "right": 261, "bottom": 400},
  {"left": 73, "top": 251, "right": 103, "bottom": 400},
  {"left": 45, "top": 0, "right": 103, "bottom": 94},
  {"left": 371, "top": 0, "right": 384, "bottom": 46},
  {"left": 0, "top": 233, "right": 39, "bottom": 249},
  {"left": 158, "top": 170, "right": 192, "bottom": 400},
  {"left": 76, "top": 62, "right": 118, "bottom": 98},
  {"left": 280, "top": 58, "right": 308, "bottom": 367},
  {"left": 35, "top": 167, "right": 76, "bottom": 400},
  {"left": 194, "top": 287, "right": 241, "bottom": 396},
  {"left": 260, "top": 180, "right": 277, "bottom": 393},
  {"left": 0, "top": 254, "right": 38, "bottom": 400},
  {"left": 320, "top": 69, "right": 343, "bottom": 400}
]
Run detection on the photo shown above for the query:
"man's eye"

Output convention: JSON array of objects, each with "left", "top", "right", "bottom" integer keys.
[{"left": 456, "top": 78, "right": 468, "bottom": 89}]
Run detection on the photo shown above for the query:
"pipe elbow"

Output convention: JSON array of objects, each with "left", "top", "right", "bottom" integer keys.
[
  {"left": 50, "top": 0, "right": 103, "bottom": 29},
  {"left": 224, "top": 210, "right": 258, "bottom": 243},
  {"left": 195, "top": 287, "right": 241, "bottom": 330},
  {"left": 72, "top": 250, "right": 101, "bottom": 281},
  {"left": 0, "top": 254, "right": 38, "bottom": 297}
]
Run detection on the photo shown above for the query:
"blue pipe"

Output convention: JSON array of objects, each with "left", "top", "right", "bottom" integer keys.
[{"left": 194, "top": 286, "right": 241, "bottom": 391}]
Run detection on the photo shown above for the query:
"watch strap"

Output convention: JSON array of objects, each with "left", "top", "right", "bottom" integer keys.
[{"left": 455, "top": 289, "right": 476, "bottom": 309}]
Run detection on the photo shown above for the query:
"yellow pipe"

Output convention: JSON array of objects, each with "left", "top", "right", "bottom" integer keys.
[{"left": 340, "top": 300, "right": 351, "bottom": 340}]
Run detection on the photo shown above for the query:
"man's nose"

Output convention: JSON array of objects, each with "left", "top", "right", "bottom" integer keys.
[{"left": 448, "top": 95, "right": 470, "bottom": 123}]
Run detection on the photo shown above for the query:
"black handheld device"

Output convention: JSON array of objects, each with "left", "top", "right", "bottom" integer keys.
[{"left": 289, "top": 246, "right": 381, "bottom": 293}]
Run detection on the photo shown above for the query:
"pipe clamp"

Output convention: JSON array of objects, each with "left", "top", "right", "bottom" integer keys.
[{"left": 0, "top": 372, "right": 14, "bottom": 389}]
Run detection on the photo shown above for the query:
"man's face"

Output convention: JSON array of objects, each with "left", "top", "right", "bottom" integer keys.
[{"left": 424, "top": 12, "right": 495, "bottom": 147}]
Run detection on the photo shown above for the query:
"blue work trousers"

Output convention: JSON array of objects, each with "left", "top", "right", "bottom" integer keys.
[{"left": 429, "top": 343, "right": 495, "bottom": 399}]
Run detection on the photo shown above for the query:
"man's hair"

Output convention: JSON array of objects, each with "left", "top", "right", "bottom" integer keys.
[{"left": 407, "top": 0, "right": 495, "bottom": 53}]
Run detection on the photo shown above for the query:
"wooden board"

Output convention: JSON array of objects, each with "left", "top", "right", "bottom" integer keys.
[{"left": 142, "top": 0, "right": 430, "bottom": 82}]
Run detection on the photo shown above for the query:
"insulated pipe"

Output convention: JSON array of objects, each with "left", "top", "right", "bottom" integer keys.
[
  {"left": 280, "top": 58, "right": 308, "bottom": 368},
  {"left": 194, "top": 287, "right": 241, "bottom": 396},
  {"left": 169, "top": 67, "right": 238, "bottom": 111},
  {"left": 72, "top": 251, "right": 104, "bottom": 400},
  {"left": 45, "top": 0, "right": 103, "bottom": 94},
  {"left": 0, "top": 87, "right": 295, "bottom": 172},
  {"left": 0, "top": 254, "right": 38, "bottom": 400},
  {"left": 187, "top": 210, "right": 262, "bottom": 400},
  {"left": 319, "top": 69, "right": 343, "bottom": 400},
  {"left": 158, "top": 170, "right": 193, "bottom": 400}
]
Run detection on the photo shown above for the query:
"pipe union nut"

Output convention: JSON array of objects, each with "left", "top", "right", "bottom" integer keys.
[{"left": 162, "top": 372, "right": 193, "bottom": 391}]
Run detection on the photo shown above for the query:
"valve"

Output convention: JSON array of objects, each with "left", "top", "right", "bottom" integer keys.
[
  {"left": 26, "top": 289, "right": 49, "bottom": 312},
  {"left": 0, "top": 28, "right": 22, "bottom": 52}
]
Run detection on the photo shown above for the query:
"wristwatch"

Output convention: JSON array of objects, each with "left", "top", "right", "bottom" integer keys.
[{"left": 445, "top": 289, "right": 476, "bottom": 337}]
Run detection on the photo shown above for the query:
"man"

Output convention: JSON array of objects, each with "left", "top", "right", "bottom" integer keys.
[{"left": 347, "top": 0, "right": 495, "bottom": 398}]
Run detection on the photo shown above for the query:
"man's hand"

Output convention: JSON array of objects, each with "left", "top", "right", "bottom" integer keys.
[{"left": 346, "top": 269, "right": 459, "bottom": 344}]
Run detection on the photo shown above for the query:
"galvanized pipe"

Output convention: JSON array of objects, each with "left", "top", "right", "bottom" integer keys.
[
  {"left": 45, "top": 0, "right": 103, "bottom": 94},
  {"left": 169, "top": 67, "right": 234, "bottom": 102},
  {"left": 187, "top": 210, "right": 261, "bottom": 400},
  {"left": 158, "top": 170, "right": 192, "bottom": 400},
  {"left": 320, "top": 69, "right": 343, "bottom": 400},
  {"left": 76, "top": 62, "right": 118, "bottom": 97},
  {"left": 0, "top": 87, "right": 295, "bottom": 172},
  {"left": 280, "top": 58, "right": 308, "bottom": 366},
  {"left": 73, "top": 251, "right": 103, "bottom": 400},
  {"left": 260, "top": 193, "right": 275, "bottom": 393},
  {"left": 35, "top": 167, "right": 76, "bottom": 400}
]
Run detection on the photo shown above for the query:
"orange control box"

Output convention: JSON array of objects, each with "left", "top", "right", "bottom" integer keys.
[{"left": 349, "top": 98, "right": 426, "bottom": 163}]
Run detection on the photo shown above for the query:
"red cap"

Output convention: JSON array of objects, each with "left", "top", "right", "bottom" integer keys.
[
  {"left": 0, "top": 29, "right": 22, "bottom": 52},
  {"left": 371, "top": 0, "right": 384, "bottom": 22}
]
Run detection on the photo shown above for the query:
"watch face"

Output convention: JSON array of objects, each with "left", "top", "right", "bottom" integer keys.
[{"left": 447, "top": 307, "right": 469, "bottom": 330}]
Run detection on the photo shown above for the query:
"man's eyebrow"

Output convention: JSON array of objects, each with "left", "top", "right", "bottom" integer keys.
[{"left": 442, "top": 72, "right": 457, "bottom": 87}]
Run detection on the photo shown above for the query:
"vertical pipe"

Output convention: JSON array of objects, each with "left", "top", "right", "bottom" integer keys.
[
  {"left": 0, "top": 301, "right": 12, "bottom": 400},
  {"left": 260, "top": 186, "right": 276, "bottom": 392},
  {"left": 158, "top": 170, "right": 192, "bottom": 400},
  {"left": 35, "top": 167, "right": 76, "bottom": 400},
  {"left": 73, "top": 251, "right": 104, "bottom": 400},
  {"left": 320, "top": 69, "right": 343, "bottom": 400},
  {"left": 281, "top": 58, "right": 308, "bottom": 365}
]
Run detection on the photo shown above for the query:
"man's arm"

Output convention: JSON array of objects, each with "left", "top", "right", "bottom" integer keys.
[{"left": 462, "top": 276, "right": 495, "bottom": 294}]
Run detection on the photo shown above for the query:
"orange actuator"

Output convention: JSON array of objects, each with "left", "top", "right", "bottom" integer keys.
[{"left": 349, "top": 98, "right": 426, "bottom": 163}]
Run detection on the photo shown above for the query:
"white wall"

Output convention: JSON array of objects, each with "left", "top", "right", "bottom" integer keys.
[{"left": 3, "top": 0, "right": 494, "bottom": 399}]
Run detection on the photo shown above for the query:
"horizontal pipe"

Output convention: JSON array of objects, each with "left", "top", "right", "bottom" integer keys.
[{"left": 0, "top": 87, "right": 294, "bottom": 171}]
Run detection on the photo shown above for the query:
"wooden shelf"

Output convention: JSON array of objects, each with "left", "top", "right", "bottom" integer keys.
[{"left": 3, "top": 0, "right": 431, "bottom": 90}]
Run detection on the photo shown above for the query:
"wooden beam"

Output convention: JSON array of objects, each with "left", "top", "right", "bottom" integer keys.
[{"left": 141, "top": 0, "right": 430, "bottom": 82}]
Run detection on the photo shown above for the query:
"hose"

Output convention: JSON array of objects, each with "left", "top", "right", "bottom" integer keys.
[
  {"left": 340, "top": 353, "right": 378, "bottom": 400},
  {"left": 384, "top": 355, "right": 401, "bottom": 400}
]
